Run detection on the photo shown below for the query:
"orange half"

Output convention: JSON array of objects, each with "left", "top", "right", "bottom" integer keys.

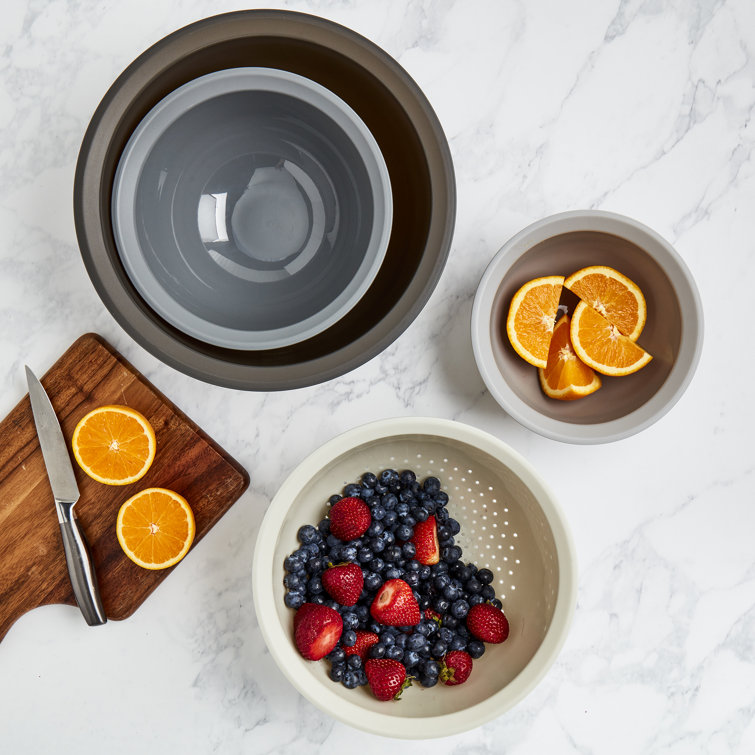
[
  {"left": 538, "top": 315, "right": 602, "bottom": 400},
  {"left": 72, "top": 405, "right": 156, "bottom": 485},
  {"left": 570, "top": 301, "right": 652, "bottom": 376},
  {"left": 564, "top": 265, "right": 646, "bottom": 341},
  {"left": 116, "top": 488, "right": 195, "bottom": 570},
  {"left": 506, "top": 275, "right": 565, "bottom": 368}
]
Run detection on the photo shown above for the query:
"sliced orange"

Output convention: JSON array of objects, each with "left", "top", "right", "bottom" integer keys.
[
  {"left": 570, "top": 301, "right": 652, "bottom": 376},
  {"left": 506, "top": 275, "right": 565, "bottom": 368},
  {"left": 116, "top": 488, "right": 195, "bottom": 570},
  {"left": 538, "top": 315, "right": 602, "bottom": 400},
  {"left": 564, "top": 265, "right": 646, "bottom": 341},
  {"left": 72, "top": 405, "right": 156, "bottom": 486}
]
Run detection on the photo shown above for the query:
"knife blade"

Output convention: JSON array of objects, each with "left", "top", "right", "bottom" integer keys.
[{"left": 25, "top": 366, "right": 107, "bottom": 627}]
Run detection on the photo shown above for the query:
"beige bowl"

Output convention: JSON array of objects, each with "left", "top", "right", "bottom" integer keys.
[
  {"left": 252, "top": 417, "right": 577, "bottom": 738},
  {"left": 472, "top": 210, "right": 704, "bottom": 444}
]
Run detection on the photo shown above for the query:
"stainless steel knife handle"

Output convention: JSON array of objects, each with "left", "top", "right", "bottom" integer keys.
[{"left": 57, "top": 502, "right": 107, "bottom": 626}]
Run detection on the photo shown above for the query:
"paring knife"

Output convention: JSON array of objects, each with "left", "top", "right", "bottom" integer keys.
[{"left": 25, "top": 366, "right": 107, "bottom": 626}]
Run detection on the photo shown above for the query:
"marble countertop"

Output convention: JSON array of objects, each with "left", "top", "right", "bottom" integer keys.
[{"left": 1, "top": 1, "right": 753, "bottom": 752}]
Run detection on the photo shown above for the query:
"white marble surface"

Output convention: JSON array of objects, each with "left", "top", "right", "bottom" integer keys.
[{"left": 1, "top": 0, "right": 753, "bottom": 751}]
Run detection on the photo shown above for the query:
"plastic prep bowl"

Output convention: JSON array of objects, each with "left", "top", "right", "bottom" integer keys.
[
  {"left": 471, "top": 210, "right": 704, "bottom": 444},
  {"left": 252, "top": 417, "right": 577, "bottom": 738},
  {"left": 112, "top": 67, "right": 392, "bottom": 350}
]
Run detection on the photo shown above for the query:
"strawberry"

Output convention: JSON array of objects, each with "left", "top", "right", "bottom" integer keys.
[
  {"left": 410, "top": 515, "right": 439, "bottom": 565},
  {"left": 439, "top": 650, "right": 473, "bottom": 686},
  {"left": 321, "top": 563, "right": 364, "bottom": 606},
  {"left": 466, "top": 603, "right": 509, "bottom": 644},
  {"left": 365, "top": 658, "right": 411, "bottom": 701},
  {"left": 370, "top": 578, "right": 420, "bottom": 626},
  {"left": 293, "top": 603, "right": 343, "bottom": 661},
  {"left": 329, "top": 497, "right": 371, "bottom": 541},
  {"left": 343, "top": 630, "right": 379, "bottom": 660}
]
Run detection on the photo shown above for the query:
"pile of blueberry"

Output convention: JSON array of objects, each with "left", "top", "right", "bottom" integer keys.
[{"left": 282, "top": 469, "right": 502, "bottom": 690}]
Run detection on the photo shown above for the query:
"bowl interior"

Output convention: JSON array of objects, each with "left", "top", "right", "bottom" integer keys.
[
  {"left": 490, "top": 230, "right": 682, "bottom": 424},
  {"left": 112, "top": 68, "right": 391, "bottom": 350},
  {"left": 268, "top": 432, "right": 561, "bottom": 722}
]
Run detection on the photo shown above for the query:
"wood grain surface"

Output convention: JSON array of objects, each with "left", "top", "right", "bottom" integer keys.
[{"left": 0, "top": 333, "right": 249, "bottom": 640}]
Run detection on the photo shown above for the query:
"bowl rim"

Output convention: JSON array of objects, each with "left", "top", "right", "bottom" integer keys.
[
  {"left": 111, "top": 66, "right": 393, "bottom": 350},
  {"left": 73, "top": 9, "right": 456, "bottom": 390},
  {"left": 471, "top": 210, "right": 704, "bottom": 444},
  {"left": 252, "top": 417, "right": 578, "bottom": 738}
]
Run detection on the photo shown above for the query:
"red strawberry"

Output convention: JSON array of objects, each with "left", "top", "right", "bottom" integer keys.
[
  {"left": 466, "top": 603, "right": 509, "bottom": 644},
  {"left": 440, "top": 650, "right": 473, "bottom": 686},
  {"left": 410, "top": 515, "right": 439, "bottom": 565},
  {"left": 329, "top": 497, "right": 371, "bottom": 541},
  {"left": 343, "top": 630, "right": 379, "bottom": 660},
  {"left": 370, "top": 578, "right": 420, "bottom": 626},
  {"left": 293, "top": 603, "right": 343, "bottom": 661},
  {"left": 365, "top": 658, "right": 411, "bottom": 701},
  {"left": 321, "top": 563, "right": 364, "bottom": 606}
]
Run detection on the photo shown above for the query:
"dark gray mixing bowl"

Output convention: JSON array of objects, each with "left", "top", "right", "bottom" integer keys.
[{"left": 74, "top": 10, "right": 456, "bottom": 390}]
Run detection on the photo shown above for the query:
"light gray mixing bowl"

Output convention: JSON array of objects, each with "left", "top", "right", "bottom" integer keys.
[{"left": 112, "top": 67, "right": 392, "bottom": 350}]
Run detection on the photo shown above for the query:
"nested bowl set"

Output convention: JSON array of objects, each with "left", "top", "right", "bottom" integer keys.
[{"left": 73, "top": 9, "right": 703, "bottom": 739}]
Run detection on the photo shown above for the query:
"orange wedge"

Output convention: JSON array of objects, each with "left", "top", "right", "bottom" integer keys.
[
  {"left": 72, "top": 405, "right": 156, "bottom": 485},
  {"left": 564, "top": 265, "right": 646, "bottom": 341},
  {"left": 570, "top": 301, "right": 652, "bottom": 376},
  {"left": 506, "top": 275, "right": 565, "bottom": 368},
  {"left": 116, "top": 488, "right": 195, "bottom": 570},
  {"left": 538, "top": 315, "right": 602, "bottom": 400}
]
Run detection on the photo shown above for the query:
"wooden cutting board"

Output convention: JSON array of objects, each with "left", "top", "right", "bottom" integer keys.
[{"left": 0, "top": 333, "right": 249, "bottom": 640}]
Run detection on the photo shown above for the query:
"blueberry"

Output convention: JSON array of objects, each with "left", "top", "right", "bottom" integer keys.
[
  {"left": 399, "top": 470, "right": 416, "bottom": 486},
  {"left": 382, "top": 510, "right": 398, "bottom": 527},
  {"left": 297, "top": 524, "right": 318, "bottom": 544},
  {"left": 402, "top": 516, "right": 417, "bottom": 528},
  {"left": 384, "top": 545, "right": 402, "bottom": 562},
  {"left": 355, "top": 670, "right": 368, "bottom": 686},
  {"left": 469, "top": 594, "right": 484, "bottom": 606},
  {"left": 394, "top": 633, "right": 408, "bottom": 648},
  {"left": 325, "top": 600, "right": 340, "bottom": 611},
  {"left": 343, "top": 483, "right": 362, "bottom": 497},
  {"left": 374, "top": 483, "right": 388, "bottom": 495},
  {"left": 369, "top": 622, "right": 382, "bottom": 634},
  {"left": 424, "top": 499, "right": 437, "bottom": 514},
  {"left": 342, "top": 672, "right": 359, "bottom": 689},
  {"left": 342, "top": 612, "right": 359, "bottom": 630},
  {"left": 419, "top": 674, "right": 438, "bottom": 688},
  {"left": 490, "top": 598, "right": 503, "bottom": 610},
  {"left": 283, "top": 555, "right": 301, "bottom": 572},
  {"left": 429, "top": 640, "right": 449, "bottom": 661},
  {"left": 379, "top": 469, "right": 398, "bottom": 484},
  {"left": 328, "top": 494, "right": 342, "bottom": 506},
  {"left": 364, "top": 572, "right": 381, "bottom": 591},
  {"left": 311, "top": 595, "right": 326, "bottom": 605},
  {"left": 386, "top": 646, "right": 404, "bottom": 661},
  {"left": 418, "top": 595, "right": 431, "bottom": 610},
  {"left": 467, "top": 640, "right": 485, "bottom": 659},
  {"left": 380, "top": 530, "right": 395, "bottom": 546},
  {"left": 283, "top": 573, "right": 301, "bottom": 590},
  {"left": 399, "top": 489, "right": 415, "bottom": 504},
  {"left": 423, "top": 477, "right": 441, "bottom": 494},
  {"left": 403, "top": 571, "right": 419, "bottom": 588},
  {"left": 355, "top": 605, "right": 369, "bottom": 622},
  {"left": 433, "top": 573, "right": 449, "bottom": 591},
  {"left": 437, "top": 526, "right": 451, "bottom": 541},
  {"left": 435, "top": 491, "right": 449, "bottom": 506},
  {"left": 372, "top": 505, "right": 386, "bottom": 521},
  {"left": 342, "top": 630, "right": 357, "bottom": 647},
  {"left": 368, "top": 643, "right": 386, "bottom": 659},
  {"left": 442, "top": 615, "right": 458, "bottom": 630},
  {"left": 366, "top": 521, "right": 385, "bottom": 538},
  {"left": 381, "top": 493, "right": 398, "bottom": 509},
  {"left": 284, "top": 592, "right": 304, "bottom": 609},
  {"left": 449, "top": 635, "right": 467, "bottom": 651},
  {"left": 436, "top": 507, "right": 449, "bottom": 523},
  {"left": 480, "top": 584, "right": 496, "bottom": 601},
  {"left": 442, "top": 546, "right": 462, "bottom": 563},
  {"left": 414, "top": 508, "right": 429, "bottom": 523},
  {"left": 465, "top": 577, "right": 482, "bottom": 594},
  {"left": 451, "top": 598, "right": 469, "bottom": 619},
  {"left": 341, "top": 545, "right": 358, "bottom": 562},
  {"left": 329, "top": 664, "right": 345, "bottom": 682},
  {"left": 477, "top": 568, "right": 494, "bottom": 585},
  {"left": 404, "top": 650, "right": 420, "bottom": 668},
  {"left": 419, "top": 565, "right": 432, "bottom": 581},
  {"left": 395, "top": 524, "right": 413, "bottom": 541},
  {"left": 307, "top": 576, "right": 323, "bottom": 595},
  {"left": 381, "top": 633, "right": 395, "bottom": 647},
  {"left": 406, "top": 632, "right": 425, "bottom": 651},
  {"left": 405, "top": 559, "right": 421, "bottom": 572},
  {"left": 395, "top": 502, "right": 410, "bottom": 516},
  {"left": 433, "top": 597, "right": 450, "bottom": 613},
  {"left": 369, "top": 557, "right": 385, "bottom": 573},
  {"left": 369, "top": 537, "right": 385, "bottom": 553},
  {"left": 385, "top": 567, "right": 402, "bottom": 580},
  {"left": 327, "top": 647, "right": 346, "bottom": 664},
  {"left": 347, "top": 655, "right": 362, "bottom": 669},
  {"left": 362, "top": 472, "right": 378, "bottom": 488},
  {"left": 447, "top": 518, "right": 461, "bottom": 535},
  {"left": 457, "top": 624, "right": 471, "bottom": 639},
  {"left": 422, "top": 659, "right": 440, "bottom": 678},
  {"left": 326, "top": 534, "right": 341, "bottom": 549},
  {"left": 439, "top": 627, "right": 454, "bottom": 643}
]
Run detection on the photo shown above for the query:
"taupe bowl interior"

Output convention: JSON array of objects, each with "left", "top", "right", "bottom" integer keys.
[
  {"left": 74, "top": 10, "right": 455, "bottom": 390},
  {"left": 472, "top": 211, "right": 704, "bottom": 443},
  {"left": 253, "top": 418, "right": 578, "bottom": 738}
]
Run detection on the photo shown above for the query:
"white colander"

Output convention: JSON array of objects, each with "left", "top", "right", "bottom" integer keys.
[{"left": 252, "top": 417, "right": 577, "bottom": 738}]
